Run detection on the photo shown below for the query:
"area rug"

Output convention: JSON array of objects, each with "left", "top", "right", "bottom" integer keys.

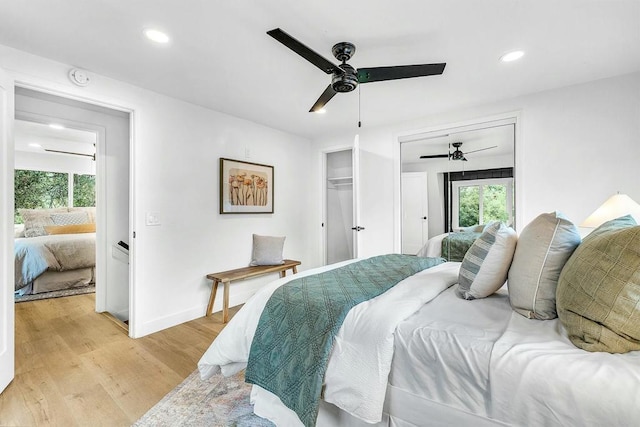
[
  {"left": 133, "top": 370, "right": 274, "bottom": 427},
  {"left": 14, "top": 284, "right": 95, "bottom": 303}
]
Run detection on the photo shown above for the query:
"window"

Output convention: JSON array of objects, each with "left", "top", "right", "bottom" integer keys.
[
  {"left": 14, "top": 169, "right": 95, "bottom": 223},
  {"left": 452, "top": 178, "right": 513, "bottom": 229}
]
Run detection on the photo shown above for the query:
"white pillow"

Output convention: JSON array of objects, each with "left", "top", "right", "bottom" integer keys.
[
  {"left": 250, "top": 234, "right": 285, "bottom": 266},
  {"left": 456, "top": 222, "right": 517, "bottom": 300},
  {"left": 508, "top": 211, "right": 581, "bottom": 320}
]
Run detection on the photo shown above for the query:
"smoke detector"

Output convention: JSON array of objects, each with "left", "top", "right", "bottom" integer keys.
[{"left": 68, "top": 68, "right": 91, "bottom": 87}]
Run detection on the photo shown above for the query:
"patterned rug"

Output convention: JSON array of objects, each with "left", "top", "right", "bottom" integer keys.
[
  {"left": 14, "top": 284, "right": 95, "bottom": 303},
  {"left": 133, "top": 370, "right": 274, "bottom": 427}
]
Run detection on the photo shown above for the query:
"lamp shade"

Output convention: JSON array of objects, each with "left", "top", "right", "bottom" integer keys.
[{"left": 581, "top": 194, "right": 640, "bottom": 228}]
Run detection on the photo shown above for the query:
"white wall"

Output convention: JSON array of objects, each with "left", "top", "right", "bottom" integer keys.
[
  {"left": 0, "top": 44, "right": 314, "bottom": 338},
  {"left": 310, "top": 71, "right": 640, "bottom": 262}
]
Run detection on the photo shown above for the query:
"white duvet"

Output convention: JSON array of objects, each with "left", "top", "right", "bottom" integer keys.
[
  {"left": 490, "top": 313, "right": 640, "bottom": 426},
  {"left": 198, "top": 260, "right": 461, "bottom": 425}
]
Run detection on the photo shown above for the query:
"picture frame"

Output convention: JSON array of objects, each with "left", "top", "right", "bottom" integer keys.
[{"left": 220, "top": 158, "right": 274, "bottom": 214}]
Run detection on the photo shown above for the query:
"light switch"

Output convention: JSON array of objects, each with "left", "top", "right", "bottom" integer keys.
[{"left": 146, "top": 211, "right": 161, "bottom": 226}]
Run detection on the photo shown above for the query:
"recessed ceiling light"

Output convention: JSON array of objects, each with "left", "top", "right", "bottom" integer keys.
[
  {"left": 48, "top": 123, "right": 65, "bottom": 130},
  {"left": 144, "top": 28, "right": 170, "bottom": 44},
  {"left": 500, "top": 50, "right": 525, "bottom": 63},
  {"left": 29, "top": 143, "right": 42, "bottom": 148},
  {"left": 315, "top": 108, "right": 327, "bottom": 114}
]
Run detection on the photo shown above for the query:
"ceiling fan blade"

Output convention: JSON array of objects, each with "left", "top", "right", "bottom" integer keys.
[
  {"left": 463, "top": 145, "right": 498, "bottom": 155},
  {"left": 267, "top": 28, "right": 343, "bottom": 75},
  {"left": 357, "top": 63, "right": 446, "bottom": 84},
  {"left": 419, "top": 153, "right": 450, "bottom": 159},
  {"left": 309, "top": 85, "right": 337, "bottom": 112}
]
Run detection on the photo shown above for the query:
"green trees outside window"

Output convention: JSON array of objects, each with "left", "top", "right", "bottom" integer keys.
[
  {"left": 14, "top": 169, "right": 95, "bottom": 223},
  {"left": 455, "top": 178, "right": 513, "bottom": 229}
]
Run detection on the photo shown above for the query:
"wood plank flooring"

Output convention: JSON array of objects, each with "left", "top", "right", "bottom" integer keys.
[{"left": 0, "top": 293, "right": 239, "bottom": 426}]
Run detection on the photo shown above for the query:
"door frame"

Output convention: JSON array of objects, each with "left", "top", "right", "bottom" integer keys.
[
  {"left": 10, "top": 79, "right": 137, "bottom": 336},
  {"left": 393, "top": 111, "right": 523, "bottom": 253},
  {"left": 0, "top": 67, "right": 15, "bottom": 393}
]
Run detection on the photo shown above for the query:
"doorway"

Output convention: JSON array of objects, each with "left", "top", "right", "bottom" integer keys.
[
  {"left": 14, "top": 87, "right": 131, "bottom": 327},
  {"left": 325, "top": 149, "right": 355, "bottom": 264}
]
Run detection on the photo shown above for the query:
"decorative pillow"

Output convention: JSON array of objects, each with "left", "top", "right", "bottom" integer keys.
[
  {"left": 556, "top": 215, "right": 640, "bottom": 353},
  {"left": 45, "top": 223, "right": 96, "bottom": 235},
  {"left": 508, "top": 212, "right": 581, "bottom": 320},
  {"left": 50, "top": 211, "right": 89, "bottom": 226},
  {"left": 457, "top": 222, "right": 517, "bottom": 300},
  {"left": 69, "top": 206, "right": 96, "bottom": 223},
  {"left": 14, "top": 224, "right": 25, "bottom": 238},
  {"left": 250, "top": 234, "right": 286, "bottom": 266},
  {"left": 19, "top": 208, "right": 69, "bottom": 237}
]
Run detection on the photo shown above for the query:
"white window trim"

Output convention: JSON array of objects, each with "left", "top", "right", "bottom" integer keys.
[{"left": 452, "top": 177, "right": 513, "bottom": 230}]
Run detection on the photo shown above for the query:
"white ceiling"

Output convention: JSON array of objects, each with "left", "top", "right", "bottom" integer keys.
[
  {"left": 14, "top": 120, "right": 96, "bottom": 156},
  {"left": 401, "top": 124, "right": 514, "bottom": 166},
  {"left": 0, "top": 1, "right": 638, "bottom": 140}
]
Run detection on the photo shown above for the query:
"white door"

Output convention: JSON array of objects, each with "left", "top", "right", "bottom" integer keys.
[
  {"left": 0, "top": 68, "right": 15, "bottom": 393},
  {"left": 401, "top": 172, "right": 429, "bottom": 254}
]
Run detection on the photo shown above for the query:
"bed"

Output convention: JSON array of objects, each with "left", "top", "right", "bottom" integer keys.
[
  {"left": 15, "top": 207, "right": 96, "bottom": 297},
  {"left": 416, "top": 225, "right": 484, "bottom": 261},
  {"left": 198, "top": 213, "right": 640, "bottom": 426}
]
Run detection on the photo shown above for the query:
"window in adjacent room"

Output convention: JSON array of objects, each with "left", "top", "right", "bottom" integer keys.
[{"left": 14, "top": 169, "right": 96, "bottom": 223}]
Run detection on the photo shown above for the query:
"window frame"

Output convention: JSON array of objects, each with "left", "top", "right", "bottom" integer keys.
[{"left": 451, "top": 177, "right": 513, "bottom": 230}]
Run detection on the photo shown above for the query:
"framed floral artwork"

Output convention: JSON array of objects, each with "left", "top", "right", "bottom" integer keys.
[{"left": 220, "top": 158, "right": 274, "bottom": 214}]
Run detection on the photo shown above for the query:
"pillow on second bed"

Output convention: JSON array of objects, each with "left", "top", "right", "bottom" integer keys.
[{"left": 457, "top": 222, "right": 517, "bottom": 300}]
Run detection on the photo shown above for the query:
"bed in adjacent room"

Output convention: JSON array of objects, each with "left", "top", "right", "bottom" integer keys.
[
  {"left": 198, "top": 214, "right": 640, "bottom": 426},
  {"left": 14, "top": 207, "right": 96, "bottom": 299}
]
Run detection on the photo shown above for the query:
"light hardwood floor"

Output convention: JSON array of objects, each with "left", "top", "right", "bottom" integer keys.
[{"left": 0, "top": 293, "right": 239, "bottom": 426}]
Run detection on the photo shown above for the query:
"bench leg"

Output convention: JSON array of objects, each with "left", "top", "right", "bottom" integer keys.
[
  {"left": 206, "top": 279, "right": 219, "bottom": 317},
  {"left": 292, "top": 265, "right": 298, "bottom": 274},
  {"left": 223, "top": 280, "right": 230, "bottom": 323}
]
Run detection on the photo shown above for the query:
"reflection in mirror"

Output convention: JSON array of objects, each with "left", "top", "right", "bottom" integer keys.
[{"left": 400, "top": 123, "right": 515, "bottom": 259}]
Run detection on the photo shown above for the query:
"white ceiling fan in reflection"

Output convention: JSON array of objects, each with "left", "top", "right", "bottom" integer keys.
[{"left": 419, "top": 142, "right": 497, "bottom": 161}]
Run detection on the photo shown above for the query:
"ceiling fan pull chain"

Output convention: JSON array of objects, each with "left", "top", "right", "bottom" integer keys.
[{"left": 358, "top": 85, "right": 361, "bottom": 128}]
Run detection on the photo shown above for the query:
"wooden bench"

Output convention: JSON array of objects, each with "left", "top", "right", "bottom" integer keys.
[{"left": 206, "top": 259, "right": 301, "bottom": 323}]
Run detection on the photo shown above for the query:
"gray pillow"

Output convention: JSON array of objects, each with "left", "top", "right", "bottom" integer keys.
[
  {"left": 250, "top": 234, "right": 285, "bottom": 266},
  {"left": 556, "top": 215, "right": 640, "bottom": 353},
  {"left": 457, "top": 222, "right": 517, "bottom": 300},
  {"left": 50, "top": 211, "right": 89, "bottom": 225},
  {"left": 508, "top": 212, "right": 581, "bottom": 320}
]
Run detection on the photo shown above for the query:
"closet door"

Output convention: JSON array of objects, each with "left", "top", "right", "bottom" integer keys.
[
  {"left": 401, "top": 172, "right": 429, "bottom": 254},
  {"left": 0, "top": 67, "right": 15, "bottom": 394}
]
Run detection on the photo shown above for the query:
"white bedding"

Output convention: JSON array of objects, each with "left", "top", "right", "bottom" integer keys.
[
  {"left": 490, "top": 313, "right": 640, "bottom": 426},
  {"left": 390, "top": 285, "right": 512, "bottom": 417},
  {"left": 198, "top": 260, "right": 461, "bottom": 425}
]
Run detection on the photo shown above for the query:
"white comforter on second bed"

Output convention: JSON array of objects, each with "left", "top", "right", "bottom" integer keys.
[{"left": 198, "top": 260, "right": 461, "bottom": 425}]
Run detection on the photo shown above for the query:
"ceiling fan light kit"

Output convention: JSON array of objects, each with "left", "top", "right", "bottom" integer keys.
[{"left": 267, "top": 28, "right": 446, "bottom": 113}]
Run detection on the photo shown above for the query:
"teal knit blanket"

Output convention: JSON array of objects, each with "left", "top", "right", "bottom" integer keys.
[{"left": 245, "top": 254, "right": 445, "bottom": 427}]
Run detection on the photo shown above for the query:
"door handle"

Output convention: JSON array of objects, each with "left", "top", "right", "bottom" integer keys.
[{"left": 351, "top": 226, "right": 365, "bottom": 231}]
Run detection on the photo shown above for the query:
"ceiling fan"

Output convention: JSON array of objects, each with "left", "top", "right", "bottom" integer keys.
[
  {"left": 419, "top": 142, "right": 497, "bottom": 161},
  {"left": 267, "top": 28, "right": 446, "bottom": 112}
]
